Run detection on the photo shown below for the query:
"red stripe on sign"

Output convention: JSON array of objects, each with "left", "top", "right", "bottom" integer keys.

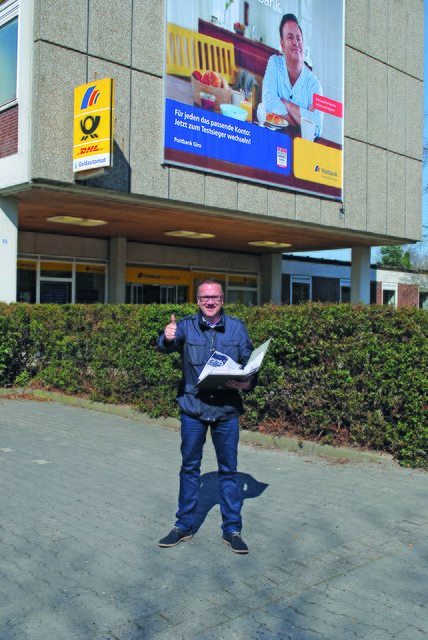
[{"left": 313, "top": 94, "right": 343, "bottom": 118}]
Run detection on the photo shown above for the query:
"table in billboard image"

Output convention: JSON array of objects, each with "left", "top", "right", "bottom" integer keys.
[{"left": 164, "top": 75, "right": 342, "bottom": 200}]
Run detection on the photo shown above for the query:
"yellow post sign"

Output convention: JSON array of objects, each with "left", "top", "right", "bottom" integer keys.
[{"left": 73, "top": 78, "right": 114, "bottom": 173}]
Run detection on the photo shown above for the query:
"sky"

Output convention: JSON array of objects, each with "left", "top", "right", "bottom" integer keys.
[{"left": 289, "top": 3, "right": 427, "bottom": 263}]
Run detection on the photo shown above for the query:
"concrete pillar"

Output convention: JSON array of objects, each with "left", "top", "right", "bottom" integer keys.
[
  {"left": 0, "top": 197, "right": 18, "bottom": 303},
  {"left": 260, "top": 253, "right": 282, "bottom": 304},
  {"left": 351, "top": 246, "right": 371, "bottom": 304},
  {"left": 108, "top": 237, "right": 127, "bottom": 303}
]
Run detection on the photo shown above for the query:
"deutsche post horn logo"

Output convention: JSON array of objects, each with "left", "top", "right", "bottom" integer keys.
[{"left": 80, "top": 115, "right": 101, "bottom": 140}]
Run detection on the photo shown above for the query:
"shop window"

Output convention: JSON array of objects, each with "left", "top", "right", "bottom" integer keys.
[
  {"left": 125, "top": 267, "right": 258, "bottom": 306},
  {"left": 291, "top": 275, "right": 311, "bottom": 304},
  {"left": 340, "top": 279, "right": 351, "bottom": 303},
  {"left": 17, "top": 257, "right": 107, "bottom": 304},
  {"left": 17, "top": 260, "right": 36, "bottom": 303},
  {"left": 227, "top": 274, "right": 258, "bottom": 305},
  {"left": 382, "top": 283, "right": 397, "bottom": 307},
  {"left": 40, "top": 281, "right": 72, "bottom": 304},
  {"left": 227, "top": 289, "right": 258, "bottom": 305},
  {"left": 126, "top": 266, "right": 190, "bottom": 304},
  {"left": 39, "top": 261, "right": 73, "bottom": 304},
  {"left": 126, "top": 283, "right": 188, "bottom": 305},
  {"left": 370, "top": 281, "right": 378, "bottom": 305},
  {"left": 0, "top": 3, "right": 18, "bottom": 108},
  {"left": 419, "top": 292, "right": 428, "bottom": 310},
  {"left": 76, "top": 265, "right": 106, "bottom": 303}
]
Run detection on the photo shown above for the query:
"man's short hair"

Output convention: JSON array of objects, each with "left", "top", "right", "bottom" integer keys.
[
  {"left": 197, "top": 277, "right": 224, "bottom": 295},
  {"left": 279, "top": 13, "right": 303, "bottom": 39}
]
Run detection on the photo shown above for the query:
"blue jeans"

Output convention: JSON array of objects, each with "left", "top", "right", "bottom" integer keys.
[{"left": 176, "top": 414, "right": 242, "bottom": 534}]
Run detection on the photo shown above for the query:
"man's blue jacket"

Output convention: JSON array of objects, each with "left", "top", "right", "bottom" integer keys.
[{"left": 158, "top": 311, "right": 256, "bottom": 422}]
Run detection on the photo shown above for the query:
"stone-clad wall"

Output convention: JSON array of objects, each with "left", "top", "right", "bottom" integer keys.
[{"left": 344, "top": 0, "right": 423, "bottom": 242}]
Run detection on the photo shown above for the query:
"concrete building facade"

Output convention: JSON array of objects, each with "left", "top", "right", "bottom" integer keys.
[{"left": 0, "top": 0, "right": 424, "bottom": 306}]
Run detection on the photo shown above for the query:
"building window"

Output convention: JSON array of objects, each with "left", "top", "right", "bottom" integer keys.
[
  {"left": 291, "top": 275, "right": 311, "bottom": 304},
  {"left": 0, "top": 1, "right": 18, "bottom": 108},
  {"left": 16, "top": 259, "right": 37, "bottom": 303},
  {"left": 124, "top": 267, "right": 258, "bottom": 306},
  {"left": 126, "top": 265, "right": 191, "bottom": 304},
  {"left": 370, "top": 281, "right": 378, "bottom": 305},
  {"left": 382, "top": 283, "right": 397, "bottom": 307},
  {"left": 75, "top": 264, "right": 107, "bottom": 303},
  {"left": 17, "top": 258, "right": 107, "bottom": 304},
  {"left": 226, "top": 274, "right": 258, "bottom": 305},
  {"left": 340, "top": 279, "right": 351, "bottom": 303},
  {"left": 419, "top": 292, "right": 428, "bottom": 310},
  {"left": 126, "top": 284, "right": 188, "bottom": 305}
]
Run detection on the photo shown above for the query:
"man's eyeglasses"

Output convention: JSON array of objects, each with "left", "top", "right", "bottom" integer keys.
[{"left": 197, "top": 295, "right": 223, "bottom": 303}]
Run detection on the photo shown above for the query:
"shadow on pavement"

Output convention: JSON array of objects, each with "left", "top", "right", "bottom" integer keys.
[{"left": 192, "top": 471, "right": 269, "bottom": 534}]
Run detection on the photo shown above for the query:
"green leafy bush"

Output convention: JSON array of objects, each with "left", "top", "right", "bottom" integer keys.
[{"left": 0, "top": 302, "right": 427, "bottom": 468}]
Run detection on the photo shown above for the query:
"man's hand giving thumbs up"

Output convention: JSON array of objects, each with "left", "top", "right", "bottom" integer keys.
[{"left": 164, "top": 314, "right": 177, "bottom": 343}]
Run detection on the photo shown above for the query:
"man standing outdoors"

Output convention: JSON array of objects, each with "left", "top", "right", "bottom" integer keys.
[
  {"left": 262, "top": 13, "right": 323, "bottom": 137},
  {"left": 158, "top": 278, "right": 256, "bottom": 554}
]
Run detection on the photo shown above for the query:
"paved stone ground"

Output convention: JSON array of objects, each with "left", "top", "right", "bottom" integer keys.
[{"left": 0, "top": 397, "right": 427, "bottom": 640}]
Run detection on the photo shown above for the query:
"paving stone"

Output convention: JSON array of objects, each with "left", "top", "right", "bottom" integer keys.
[{"left": 0, "top": 397, "right": 427, "bottom": 640}]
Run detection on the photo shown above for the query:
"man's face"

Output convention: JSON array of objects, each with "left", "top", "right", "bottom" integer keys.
[
  {"left": 280, "top": 20, "right": 304, "bottom": 67},
  {"left": 197, "top": 282, "right": 224, "bottom": 322}
]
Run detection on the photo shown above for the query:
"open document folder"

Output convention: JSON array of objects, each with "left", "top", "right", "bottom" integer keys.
[{"left": 196, "top": 339, "right": 271, "bottom": 390}]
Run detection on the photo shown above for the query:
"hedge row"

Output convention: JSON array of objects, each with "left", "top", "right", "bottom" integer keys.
[{"left": 0, "top": 302, "right": 427, "bottom": 468}]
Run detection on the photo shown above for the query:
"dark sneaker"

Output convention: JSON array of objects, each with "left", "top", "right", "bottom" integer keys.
[
  {"left": 222, "top": 531, "right": 249, "bottom": 554},
  {"left": 159, "top": 526, "right": 193, "bottom": 548}
]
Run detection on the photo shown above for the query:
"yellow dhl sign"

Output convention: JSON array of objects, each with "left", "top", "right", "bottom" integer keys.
[{"left": 73, "top": 78, "right": 114, "bottom": 173}]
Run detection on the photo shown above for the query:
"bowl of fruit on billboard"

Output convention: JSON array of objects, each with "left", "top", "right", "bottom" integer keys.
[{"left": 191, "top": 70, "right": 232, "bottom": 113}]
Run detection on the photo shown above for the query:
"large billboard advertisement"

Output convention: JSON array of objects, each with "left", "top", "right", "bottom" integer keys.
[{"left": 163, "top": 0, "right": 344, "bottom": 200}]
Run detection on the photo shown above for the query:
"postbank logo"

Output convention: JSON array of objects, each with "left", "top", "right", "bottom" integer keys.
[
  {"left": 293, "top": 138, "right": 342, "bottom": 189},
  {"left": 73, "top": 78, "right": 114, "bottom": 172}
]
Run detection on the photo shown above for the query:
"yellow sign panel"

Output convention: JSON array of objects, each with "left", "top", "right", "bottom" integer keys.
[
  {"left": 192, "top": 272, "right": 225, "bottom": 285},
  {"left": 73, "top": 78, "right": 114, "bottom": 173},
  {"left": 41, "top": 261, "right": 73, "bottom": 272},
  {"left": 228, "top": 275, "right": 258, "bottom": 287},
  {"left": 293, "top": 139, "right": 342, "bottom": 188},
  {"left": 17, "top": 260, "right": 37, "bottom": 270},
  {"left": 126, "top": 267, "right": 191, "bottom": 286},
  {"left": 76, "top": 264, "right": 106, "bottom": 274}
]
